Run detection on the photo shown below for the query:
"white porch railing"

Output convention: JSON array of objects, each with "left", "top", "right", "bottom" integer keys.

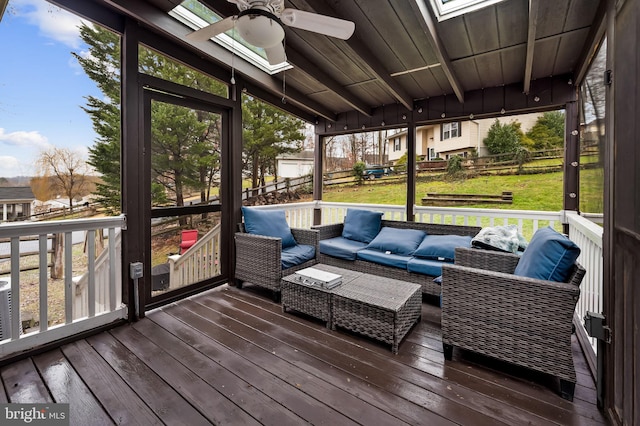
[
  {"left": 168, "top": 224, "right": 222, "bottom": 289},
  {"left": 262, "top": 201, "right": 565, "bottom": 239},
  {"left": 0, "top": 216, "right": 127, "bottom": 359},
  {"left": 567, "top": 212, "right": 604, "bottom": 355}
]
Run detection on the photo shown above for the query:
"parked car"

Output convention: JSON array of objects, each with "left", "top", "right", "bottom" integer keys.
[{"left": 363, "top": 165, "right": 388, "bottom": 179}]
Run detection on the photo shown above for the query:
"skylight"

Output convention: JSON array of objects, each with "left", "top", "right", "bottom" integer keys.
[
  {"left": 428, "top": 0, "right": 507, "bottom": 21},
  {"left": 169, "top": 0, "right": 291, "bottom": 75}
]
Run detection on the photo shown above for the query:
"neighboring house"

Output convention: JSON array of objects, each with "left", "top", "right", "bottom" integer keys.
[
  {"left": 0, "top": 187, "right": 35, "bottom": 223},
  {"left": 276, "top": 150, "right": 315, "bottom": 178},
  {"left": 386, "top": 113, "right": 543, "bottom": 163}
]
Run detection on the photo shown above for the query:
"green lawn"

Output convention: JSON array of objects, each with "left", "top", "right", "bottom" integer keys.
[
  {"left": 322, "top": 167, "right": 602, "bottom": 213},
  {"left": 323, "top": 171, "right": 565, "bottom": 211}
]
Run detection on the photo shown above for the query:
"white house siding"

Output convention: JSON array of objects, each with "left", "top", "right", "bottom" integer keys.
[
  {"left": 387, "top": 112, "right": 545, "bottom": 162},
  {"left": 278, "top": 159, "right": 314, "bottom": 178}
]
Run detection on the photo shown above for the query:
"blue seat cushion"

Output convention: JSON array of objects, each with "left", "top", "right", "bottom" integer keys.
[
  {"left": 356, "top": 249, "right": 411, "bottom": 270},
  {"left": 413, "top": 234, "right": 472, "bottom": 262},
  {"left": 342, "top": 209, "right": 383, "bottom": 243},
  {"left": 319, "top": 236, "right": 368, "bottom": 261},
  {"left": 514, "top": 227, "right": 581, "bottom": 282},
  {"left": 407, "top": 258, "right": 445, "bottom": 277},
  {"left": 281, "top": 244, "right": 316, "bottom": 269},
  {"left": 365, "top": 227, "right": 426, "bottom": 255},
  {"left": 242, "top": 206, "right": 296, "bottom": 249}
]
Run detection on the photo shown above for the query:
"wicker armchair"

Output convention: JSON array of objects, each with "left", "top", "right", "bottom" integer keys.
[
  {"left": 235, "top": 224, "right": 319, "bottom": 301},
  {"left": 441, "top": 247, "right": 586, "bottom": 401}
]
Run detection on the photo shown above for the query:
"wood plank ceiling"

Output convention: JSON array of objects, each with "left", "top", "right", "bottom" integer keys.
[{"left": 135, "top": 0, "right": 603, "bottom": 126}]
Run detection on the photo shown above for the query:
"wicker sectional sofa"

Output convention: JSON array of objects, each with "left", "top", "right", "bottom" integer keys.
[{"left": 313, "top": 219, "right": 481, "bottom": 298}]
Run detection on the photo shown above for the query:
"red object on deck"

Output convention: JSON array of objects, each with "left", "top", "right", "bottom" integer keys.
[{"left": 179, "top": 229, "right": 198, "bottom": 254}]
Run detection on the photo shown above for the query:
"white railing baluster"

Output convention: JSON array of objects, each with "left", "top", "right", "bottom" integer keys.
[
  {"left": 109, "top": 228, "right": 116, "bottom": 311},
  {"left": 87, "top": 231, "right": 96, "bottom": 318},
  {"left": 10, "top": 237, "right": 20, "bottom": 340},
  {"left": 39, "top": 235, "right": 48, "bottom": 332},
  {"left": 64, "top": 232, "right": 73, "bottom": 324}
]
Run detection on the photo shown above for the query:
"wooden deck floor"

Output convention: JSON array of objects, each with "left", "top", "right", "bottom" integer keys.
[{"left": 1, "top": 285, "right": 607, "bottom": 425}]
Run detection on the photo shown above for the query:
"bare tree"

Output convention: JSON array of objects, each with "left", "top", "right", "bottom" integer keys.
[{"left": 36, "top": 147, "right": 90, "bottom": 213}]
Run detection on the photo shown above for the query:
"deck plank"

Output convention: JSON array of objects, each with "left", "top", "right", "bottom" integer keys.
[
  {"left": 158, "top": 302, "right": 419, "bottom": 426},
  {"left": 224, "top": 287, "right": 606, "bottom": 425},
  {"left": 61, "top": 339, "right": 162, "bottom": 425},
  {"left": 181, "top": 294, "right": 499, "bottom": 425},
  {"left": 0, "top": 284, "right": 606, "bottom": 426},
  {"left": 32, "top": 349, "right": 114, "bottom": 426},
  {"left": 1, "top": 358, "right": 52, "bottom": 403},
  {"left": 127, "top": 318, "right": 308, "bottom": 426},
  {"left": 109, "top": 324, "right": 263, "bottom": 426},
  {"left": 86, "top": 332, "right": 211, "bottom": 426},
  {"left": 209, "top": 290, "right": 556, "bottom": 426}
]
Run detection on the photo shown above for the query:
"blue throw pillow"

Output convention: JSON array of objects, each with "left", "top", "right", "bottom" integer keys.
[
  {"left": 241, "top": 207, "right": 297, "bottom": 249},
  {"left": 514, "top": 227, "right": 581, "bottom": 282},
  {"left": 365, "top": 227, "right": 425, "bottom": 255},
  {"left": 341, "top": 208, "right": 383, "bottom": 243},
  {"left": 413, "top": 234, "right": 472, "bottom": 262}
]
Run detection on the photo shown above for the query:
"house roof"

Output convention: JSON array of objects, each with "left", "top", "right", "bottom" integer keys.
[{"left": 0, "top": 187, "right": 35, "bottom": 202}]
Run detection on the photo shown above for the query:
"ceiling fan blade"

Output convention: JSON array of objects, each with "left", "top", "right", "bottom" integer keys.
[
  {"left": 265, "top": 43, "right": 287, "bottom": 65},
  {"left": 186, "top": 16, "right": 236, "bottom": 42},
  {"left": 280, "top": 8, "right": 355, "bottom": 40}
]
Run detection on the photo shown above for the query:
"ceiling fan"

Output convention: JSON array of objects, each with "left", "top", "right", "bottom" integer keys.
[{"left": 185, "top": 0, "right": 355, "bottom": 66}]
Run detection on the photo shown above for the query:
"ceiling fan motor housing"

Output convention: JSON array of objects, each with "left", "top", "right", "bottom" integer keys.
[{"left": 236, "top": 8, "right": 285, "bottom": 48}]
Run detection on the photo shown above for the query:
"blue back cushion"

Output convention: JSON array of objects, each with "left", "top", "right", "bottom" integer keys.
[
  {"left": 514, "top": 227, "right": 581, "bottom": 282},
  {"left": 319, "top": 236, "right": 368, "bottom": 261},
  {"left": 365, "top": 227, "right": 426, "bottom": 255},
  {"left": 281, "top": 244, "right": 315, "bottom": 269},
  {"left": 342, "top": 209, "right": 383, "bottom": 243},
  {"left": 413, "top": 235, "right": 472, "bottom": 262},
  {"left": 242, "top": 207, "right": 296, "bottom": 249}
]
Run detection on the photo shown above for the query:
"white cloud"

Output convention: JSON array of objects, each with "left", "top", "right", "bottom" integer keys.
[
  {"left": 0, "top": 128, "right": 51, "bottom": 150},
  {"left": 13, "top": 0, "right": 88, "bottom": 49},
  {"left": 0, "top": 156, "right": 29, "bottom": 177}
]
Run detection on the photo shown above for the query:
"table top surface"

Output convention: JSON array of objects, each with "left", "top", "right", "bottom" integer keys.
[{"left": 283, "top": 264, "right": 421, "bottom": 310}]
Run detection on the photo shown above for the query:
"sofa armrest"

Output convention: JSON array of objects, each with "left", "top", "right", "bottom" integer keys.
[
  {"left": 291, "top": 228, "right": 318, "bottom": 246},
  {"left": 454, "top": 247, "right": 520, "bottom": 274},
  {"left": 441, "top": 263, "right": 580, "bottom": 332},
  {"left": 235, "top": 232, "right": 282, "bottom": 277},
  {"left": 312, "top": 223, "right": 344, "bottom": 240}
]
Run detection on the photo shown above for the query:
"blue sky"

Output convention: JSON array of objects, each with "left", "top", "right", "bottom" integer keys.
[{"left": 0, "top": 0, "right": 101, "bottom": 177}]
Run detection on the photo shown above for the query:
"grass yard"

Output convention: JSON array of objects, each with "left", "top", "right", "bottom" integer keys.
[{"left": 322, "top": 171, "right": 566, "bottom": 211}]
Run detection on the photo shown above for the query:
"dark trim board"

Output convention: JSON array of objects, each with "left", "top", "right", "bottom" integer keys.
[{"left": 0, "top": 285, "right": 605, "bottom": 425}]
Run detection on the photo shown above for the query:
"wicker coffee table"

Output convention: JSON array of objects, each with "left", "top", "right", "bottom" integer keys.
[
  {"left": 281, "top": 264, "right": 363, "bottom": 327},
  {"left": 281, "top": 264, "right": 422, "bottom": 353},
  {"left": 331, "top": 275, "right": 422, "bottom": 354}
]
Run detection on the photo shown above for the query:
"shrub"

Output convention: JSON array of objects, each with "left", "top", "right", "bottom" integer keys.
[{"left": 353, "top": 161, "right": 366, "bottom": 185}]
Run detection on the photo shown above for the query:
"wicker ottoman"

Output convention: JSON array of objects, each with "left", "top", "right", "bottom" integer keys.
[
  {"left": 281, "top": 264, "right": 363, "bottom": 327},
  {"left": 331, "top": 276, "right": 422, "bottom": 353}
]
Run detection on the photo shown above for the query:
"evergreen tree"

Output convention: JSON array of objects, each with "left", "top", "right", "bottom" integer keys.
[
  {"left": 483, "top": 119, "right": 524, "bottom": 155},
  {"left": 72, "top": 25, "right": 121, "bottom": 214},
  {"left": 242, "top": 95, "right": 305, "bottom": 188},
  {"left": 525, "top": 111, "right": 565, "bottom": 150}
]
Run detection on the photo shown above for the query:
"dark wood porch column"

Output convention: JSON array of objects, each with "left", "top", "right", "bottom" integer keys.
[
  {"left": 406, "top": 120, "right": 416, "bottom": 221},
  {"left": 121, "top": 18, "right": 144, "bottom": 320},
  {"left": 563, "top": 100, "right": 580, "bottom": 214},
  {"left": 313, "top": 133, "right": 323, "bottom": 225},
  {"left": 228, "top": 79, "right": 244, "bottom": 284}
]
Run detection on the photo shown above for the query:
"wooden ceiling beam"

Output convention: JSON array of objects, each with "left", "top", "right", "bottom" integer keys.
[
  {"left": 103, "top": 0, "right": 336, "bottom": 120},
  {"left": 409, "top": 0, "right": 465, "bottom": 103},
  {"left": 289, "top": 0, "right": 415, "bottom": 111},
  {"left": 523, "top": 0, "right": 539, "bottom": 94}
]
